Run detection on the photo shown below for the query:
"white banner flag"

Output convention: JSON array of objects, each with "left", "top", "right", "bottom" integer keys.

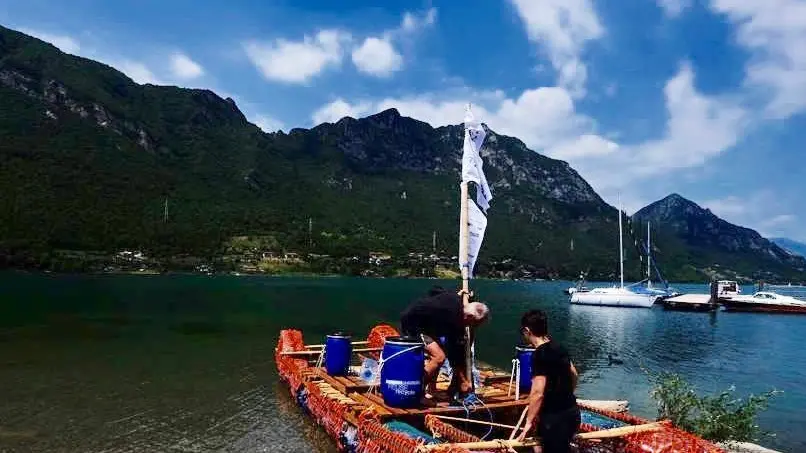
[
  {"left": 461, "top": 108, "right": 492, "bottom": 212},
  {"left": 465, "top": 200, "right": 487, "bottom": 278}
]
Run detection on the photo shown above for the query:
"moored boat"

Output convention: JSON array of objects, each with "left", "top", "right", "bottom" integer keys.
[
  {"left": 569, "top": 197, "right": 658, "bottom": 309},
  {"left": 275, "top": 323, "right": 726, "bottom": 453},
  {"left": 571, "top": 286, "right": 659, "bottom": 308},
  {"left": 722, "top": 291, "right": 806, "bottom": 314}
]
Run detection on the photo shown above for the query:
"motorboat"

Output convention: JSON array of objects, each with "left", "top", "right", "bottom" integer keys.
[{"left": 722, "top": 291, "right": 806, "bottom": 313}]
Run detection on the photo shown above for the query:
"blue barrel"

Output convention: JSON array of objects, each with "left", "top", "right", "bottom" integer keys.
[
  {"left": 325, "top": 332, "right": 352, "bottom": 376},
  {"left": 380, "top": 336, "right": 424, "bottom": 408},
  {"left": 516, "top": 344, "right": 535, "bottom": 391}
]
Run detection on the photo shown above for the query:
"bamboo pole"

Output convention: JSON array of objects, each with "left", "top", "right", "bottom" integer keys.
[
  {"left": 459, "top": 180, "right": 473, "bottom": 390},
  {"left": 416, "top": 422, "right": 666, "bottom": 452},
  {"left": 509, "top": 407, "right": 528, "bottom": 440},
  {"left": 415, "top": 438, "right": 539, "bottom": 452},
  {"left": 305, "top": 340, "right": 370, "bottom": 349},
  {"left": 575, "top": 422, "right": 665, "bottom": 440},
  {"left": 431, "top": 415, "right": 517, "bottom": 430},
  {"left": 280, "top": 347, "right": 381, "bottom": 356}
]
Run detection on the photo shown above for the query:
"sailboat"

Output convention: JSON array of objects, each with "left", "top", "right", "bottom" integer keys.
[
  {"left": 627, "top": 222, "right": 679, "bottom": 300},
  {"left": 570, "top": 199, "right": 659, "bottom": 308}
]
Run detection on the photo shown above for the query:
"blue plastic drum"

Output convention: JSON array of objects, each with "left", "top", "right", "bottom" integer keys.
[
  {"left": 380, "top": 336, "right": 424, "bottom": 408},
  {"left": 325, "top": 332, "right": 352, "bottom": 376},
  {"left": 515, "top": 344, "right": 535, "bottom": 391}
]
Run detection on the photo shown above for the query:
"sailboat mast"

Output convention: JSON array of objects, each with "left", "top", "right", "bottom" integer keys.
[
  {"left": 646, "top": 222, "right": 651, "bottom": 282},
  {"left": 618, "top": 196, "right": 624, "bottom": 289}
]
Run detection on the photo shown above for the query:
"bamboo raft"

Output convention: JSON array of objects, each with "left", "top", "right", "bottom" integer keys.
[{"left": 276, "top": 324, "right": 726, "bottom": 452}]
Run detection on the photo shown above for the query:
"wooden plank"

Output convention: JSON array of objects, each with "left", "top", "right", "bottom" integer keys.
[
  {"left": 364, "top": 392, "right": 408, "bottom": 415},
  {"left": 417, "top": 399, "right": 528, "bottom": 416},
  {"left": 349, "top": 392, "right": 393, "bottom": 416},
  {"left": 315, "top": 369, "right": 347, "bottom": 393},
  {"left": 334, "top": 376, "right": 355, "bottom": 388}
]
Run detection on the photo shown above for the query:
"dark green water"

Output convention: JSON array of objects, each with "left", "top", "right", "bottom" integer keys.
[{"left": 0, "top": 273, "right": 803, "bottom": 452}]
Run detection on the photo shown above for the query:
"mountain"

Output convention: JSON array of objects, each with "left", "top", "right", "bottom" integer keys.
[
  {"left": 771, "top": 238, "right": 806, "bottom": 258},
  {"left": 0, "top": 24, "right": 628, "bottom": 278},
  {"left": 633, "top": 194, "right": 806, "bottom": 282},
  {"left": 2, "top": 25, "right": 804, "bottom": 282}
]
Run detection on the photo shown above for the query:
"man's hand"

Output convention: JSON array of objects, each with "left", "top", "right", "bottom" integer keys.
[{"left": 457, "top": 289, "right": 474, "bottom": 299}]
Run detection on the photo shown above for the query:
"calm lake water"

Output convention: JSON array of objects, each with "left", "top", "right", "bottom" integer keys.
[{"left": 0, "top": 272, "right": 804, "bottom": 452}]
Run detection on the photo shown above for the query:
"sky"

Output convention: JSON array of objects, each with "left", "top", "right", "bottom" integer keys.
[{"left": 1, "top": 0, "right": 805, "bottom": 242}]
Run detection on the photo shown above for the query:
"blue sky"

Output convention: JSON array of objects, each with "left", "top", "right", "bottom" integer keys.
[{"left": 2, "top": 0, "right": 805, "bottom": 242}]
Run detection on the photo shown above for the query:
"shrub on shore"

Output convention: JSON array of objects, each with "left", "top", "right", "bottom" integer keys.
[{"left": 648, "top": 371, "right": 781, "bottom": 443}]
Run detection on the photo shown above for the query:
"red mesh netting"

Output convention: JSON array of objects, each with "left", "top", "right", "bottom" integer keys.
[
  {"left": 367, "top": 324, "right": 399, "bottom": 349},
  {"left": 575, "top": 404, "right": 727, "bottom": 453},
  {"left": 303, "top": 380, "right": 350, "bottom": 449},
  {"left": 424, "top": 415, "right": 482, "bottom": 444},
  {"left": 275, "top": 329, "right": 308, "bottom": 396}
]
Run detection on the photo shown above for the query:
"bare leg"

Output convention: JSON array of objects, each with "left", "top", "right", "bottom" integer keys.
[{"left": 423, "top": 341, "right": 445, "bottom": 397}]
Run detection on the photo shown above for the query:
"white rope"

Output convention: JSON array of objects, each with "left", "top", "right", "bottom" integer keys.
[
  {"left": 315, "top": 345, "right": 325, "bottom": 370},
  {"left": 507, "top": 358, "right": 521, "bottom": 400},
  {"left": 367, "top": 344, "right": 422, "bottom": 394}
]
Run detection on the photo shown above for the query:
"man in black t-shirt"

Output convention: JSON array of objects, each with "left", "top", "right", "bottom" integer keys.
[
  {"left": 400, "top": 286, "right": 489, "bottom": 397},
  {"left": 513, "top": 309, "right": 580, "bottom": 453}
]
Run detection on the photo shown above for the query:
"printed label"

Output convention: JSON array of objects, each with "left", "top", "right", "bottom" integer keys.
[{"left": 384, "top": 380, "right": 420, "bottom": 396}]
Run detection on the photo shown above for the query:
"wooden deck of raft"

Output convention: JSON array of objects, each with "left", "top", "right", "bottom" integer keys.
[{"left": 303, "top": 364, "right": 530, "bottom": 419}]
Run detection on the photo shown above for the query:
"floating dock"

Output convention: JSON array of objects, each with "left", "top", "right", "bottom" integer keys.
[{"left": 663, "top": 294, "right": 718, "bottom": 312}]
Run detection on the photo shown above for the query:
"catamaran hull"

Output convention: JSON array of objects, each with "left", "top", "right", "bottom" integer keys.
[{"left": 570, "top": 292, "right": 658, "bottom": 308}]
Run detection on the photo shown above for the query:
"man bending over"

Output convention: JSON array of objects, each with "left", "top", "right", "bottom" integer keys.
[{"left": 400, "top": 286, "right": 489, "bottom": 398}]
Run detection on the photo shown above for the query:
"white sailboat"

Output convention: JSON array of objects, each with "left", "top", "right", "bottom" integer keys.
[
  {"left": 570, "top": 198, "right": 659, "bottom": 308},
  {"left": 627, "top": 221, "right": 679, "bottom": 300}
]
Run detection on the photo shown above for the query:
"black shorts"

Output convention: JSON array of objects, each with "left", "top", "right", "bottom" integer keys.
[{"left": 537, "top": 405, "right": 581, "bottom": 453}]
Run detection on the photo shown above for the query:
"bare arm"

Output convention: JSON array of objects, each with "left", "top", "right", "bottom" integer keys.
[
  {"left": 570, "top": 361, "right": 579, "bottom": 391},
  {"left": 515, "top": 375, "right": 546, "bottom": 441}
]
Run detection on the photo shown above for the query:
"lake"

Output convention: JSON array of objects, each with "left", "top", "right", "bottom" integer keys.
[{"left": 0, "top": 272, "right": 803, "bottom": 452}]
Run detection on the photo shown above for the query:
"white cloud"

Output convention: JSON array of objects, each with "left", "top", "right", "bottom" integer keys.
[
  {"left": 574, "top": 63, "right": 746, "bottom": 192},
  {"left": 702, "top": 195, "right": 748, "bottom": 218},
  {"left": 348, "top": 8, "right": 436, "bottom": 78},
  {"left": 351, "top": 37, "right": 403, "bottom": 77},
  {"left": 657, "top": 0, "right": 691, "bottom": 17},
  {"left": 114, "top": 60, "right": 164, "bottom": 85},
  {"left": 548, "top": 134, "right": 619, "bottom": 160},
  {"left": 710, "top": 0, "right": 806, "bottom": 119},
  {"left": 400, "top": 8, "right": 437, "bottom": 33},
  {"left": 312, "top": 99, "right": 374, "bottom": 124},
  {"left": 17, "top": 28, "right": 80, "bottom": 54},
  {"left": 243, "top": 29, "right": 351, "bottom": 84},
  {"left": 253, "top": 114, "right": 285, "bottom": 133},
  {"left": 702, "top": 191, "right": 799, "bottom": 238},
  {"left": 170, "top": 53, "right": 204, "bottom": 80},
  {"left": 509, "top": 0, "right": 604, "bottom": 97}
]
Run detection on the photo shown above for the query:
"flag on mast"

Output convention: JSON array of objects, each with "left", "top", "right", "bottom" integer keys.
[
  {"left": 460, "top": 105, "right": 491, "bottom": 278},
  {"left": 461, "top": 106, "right": 492, "bottom": 212}
]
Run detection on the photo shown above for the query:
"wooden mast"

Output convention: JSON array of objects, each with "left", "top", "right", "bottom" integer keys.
[{"left": 459, "top": 179, "right": 472, "bottom": 390}]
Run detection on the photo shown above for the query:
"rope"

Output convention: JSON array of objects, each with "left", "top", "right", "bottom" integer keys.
[
  {"left": 506, "top": 358, "right": 521, "bottom": 400},
  {"left": 315, "top": 345, "right": 325, "bottom": 370},
  {"left": 457, "top": 393, "right": 494, "bottom": 440}
]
